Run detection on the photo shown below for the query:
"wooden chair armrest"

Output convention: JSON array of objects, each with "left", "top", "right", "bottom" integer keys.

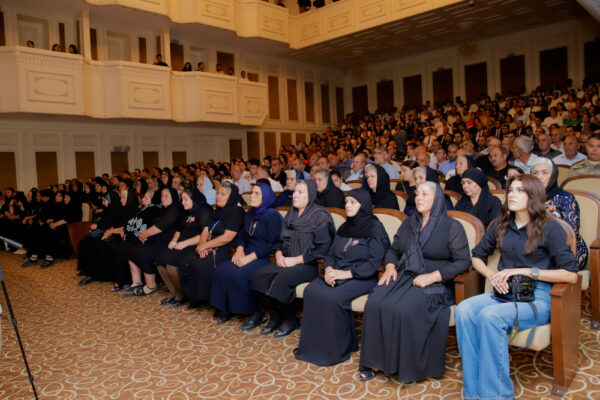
[
  {"left": 590, "top": 239, "right": 600, "bottom": 250},
  {"left": 454, "top": 269, "right": 482, "bottom": 304},
  {"left": 549, "top": 275, "right": 582, "bottom": 395},
  {"left": 590, "top": 239, "right": 600, "bottom": 329}
]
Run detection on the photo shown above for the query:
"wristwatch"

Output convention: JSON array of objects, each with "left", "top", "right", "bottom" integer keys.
[{"left": 531, "top": 267, "right": 540, "bottom": 280}]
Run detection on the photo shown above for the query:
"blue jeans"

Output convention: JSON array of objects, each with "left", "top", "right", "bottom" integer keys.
[{"left": 455, "top": 282, "right": 552, "bottom": 400}]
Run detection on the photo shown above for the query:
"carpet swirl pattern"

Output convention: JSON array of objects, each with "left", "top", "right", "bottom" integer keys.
[{"left": 0, "top": 253, "right": 598, "bottom": 399}]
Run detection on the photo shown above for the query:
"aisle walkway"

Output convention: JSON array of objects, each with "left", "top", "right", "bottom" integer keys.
[{"left": 0, "top": 253, "right": 598, "bottom": 399}]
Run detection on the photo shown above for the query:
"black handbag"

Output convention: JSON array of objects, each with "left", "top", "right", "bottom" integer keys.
[{"left": 493, "top": 274, "right": 538, "bottom": 348}]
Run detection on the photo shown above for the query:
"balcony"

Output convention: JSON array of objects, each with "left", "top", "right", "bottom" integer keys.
[
  {"left": 0, "top": 46, "right": 268, "bottom": 125},
  {"left": 82, "top": 0, "right": 461, "bottom": 49}
]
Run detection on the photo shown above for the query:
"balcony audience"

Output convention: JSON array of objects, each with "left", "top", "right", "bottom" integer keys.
[
  {"left": 182, "top": 62, "right": 192, "bottom": 71},
  {"left": 154, "top": 54, "right": 168, "bottom": 67}
]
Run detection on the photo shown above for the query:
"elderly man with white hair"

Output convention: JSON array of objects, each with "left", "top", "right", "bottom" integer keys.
[{"left": 511, "top": 136, "right": 539, "bottom": 173}]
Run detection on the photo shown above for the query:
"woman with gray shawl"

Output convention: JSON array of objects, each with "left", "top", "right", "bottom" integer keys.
[
  {"left": 358, "top": 181, "right": 470, "bottom": 382},
  {"left": 251, "top": 180, "right": 335, "bottom": 338}
]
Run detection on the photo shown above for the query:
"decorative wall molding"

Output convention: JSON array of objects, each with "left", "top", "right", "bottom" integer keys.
[{"left": 0, "top": 47, "right": 267, "bottom": 125}]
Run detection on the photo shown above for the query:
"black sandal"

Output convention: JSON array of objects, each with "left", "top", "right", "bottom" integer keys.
[
  {"left": 122, "top": 283, "right": 144, "bottom": 296},
  {"left": 133, "top": 285, "right": 158, "bottom": 296},
  {"left": 358, "top": 368, "right": 378, "bottom": 381}
]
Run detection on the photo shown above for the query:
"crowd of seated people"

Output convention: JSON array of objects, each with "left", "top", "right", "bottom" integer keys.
[{"left": 0, "top": 78, "right": 598, "bottom": 396}]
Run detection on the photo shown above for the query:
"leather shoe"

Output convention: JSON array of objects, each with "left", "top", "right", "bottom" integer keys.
[
  {"left": 40, "top": 259, "right": 55, "bottom": 269},
  {"left": 21, "top": 259, "right": 38, "bottom": 268},
  {"left": 78, "top": 277, "right": 94, "bottom": 286},
  {"left": 216, "top": 312, "right": 233, "bottom": 324},
  {"left": 169, "top": 298, "right": 187, "bottom": 308},
  {"left": 240, "top": 313, "right": 266, "bottom": 331},
  {"left": 274, "top": 321, "right": 300, "bottom": 338},
  {"left": 260, "top": 319, "right": 280, "bottom": 335},
  {"left": 160, "top": 297, "right": 175, "bottom": 305}
]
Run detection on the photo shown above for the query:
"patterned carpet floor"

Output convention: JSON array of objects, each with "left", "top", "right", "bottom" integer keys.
[{"left": 0, "top": 252, "right": 599, "bottom": 399}]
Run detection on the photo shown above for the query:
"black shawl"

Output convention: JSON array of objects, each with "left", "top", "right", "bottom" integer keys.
[
  {"left": 316, "top": 176, "right": 345, "bottom": 209},
  {"left": 455, "top": 168, "right": 501, "bottom": 227},
  {"left": 363, "top": 164, "right": 399, "bottom": 210},
  {"left": 337, "top": 189, "right": 388, "bottom": 239},
  {"left": 543, "top": 159, "right": 562, "bottom": 201},
  {"left": 285, "top": 180, "right": 335, "bottom": 255},
  {"left": 214, "top": 183, "right": 240, "bottom": 221}
]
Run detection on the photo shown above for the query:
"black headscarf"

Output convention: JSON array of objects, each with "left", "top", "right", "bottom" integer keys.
[
  {"left": 285, "top": 180, "right": 335, "bottom": 255},
  {"left": 98, "top": 191, "right": 121, "bottom": 229},
  {"left": 214, "top": 182, "right": 239, "bottom": 220},
  {"left": 462, "top": 168, "right": 489, "bottom": 191},
  {"left": 362, "top": 164, "right": 399, "bottom": 210},
  {"left": 337, "top": 189, "right": 388, "bottom": 239},
  {"left": 541, "top": 158, "right": 562, "bottom": 201},
  {"left": 456, "top": 168, "right": 500, "bottom": 226},
  {"left": 400, "top": 183, "right": 448, "bottom": 310},
  {"left": 186, "top": 187, "right": 207, "bottom": 214}
]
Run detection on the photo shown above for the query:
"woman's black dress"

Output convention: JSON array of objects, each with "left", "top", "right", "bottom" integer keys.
[
  {"left": 128, "top": 192, "right": 182, "bottom": 275},
  {"left": 155, "top": 203, "right": 212, "bottom": 268},
  {"left": 296, "top": 189, "right": 390, "bottom": 366},
  {"left": 180, "top": 204, "right": 245, "bottom": 303},
  {"left": 359, "top": 185, "right": 470, "bottom": 382}
]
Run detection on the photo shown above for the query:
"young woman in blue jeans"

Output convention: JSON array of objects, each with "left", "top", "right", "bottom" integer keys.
[{"left": 455, "top": 174, "right": 578, "bottom": 400}]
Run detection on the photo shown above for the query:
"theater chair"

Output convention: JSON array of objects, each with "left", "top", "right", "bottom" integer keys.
[
  {"left": 456, "top": 218, "right": 582, "bottom": 397},
  {"left": 562, "top": 175, "right": 600, "bottom": 197},
  {"left": 389, "top": 179, "right": 402, "bottom": 191},
  {"left": 488, "top": 177, "right": 502, "bottom": 190},
  {"left": 67, "top": 221, "right": 93, "bottom": 259},
  {"left": 240, "top": 192, "right": 252, "bottom": 205},
  {"left": 345, "top": 180, "right": 362, "bottom": 189},
  {"left": 326, "top": 207, "right": 346, "bottom": 230},
  {"left": 392, "top": 190, "right": 408, "bottom": 211},
  {"left": 444, "top": 190, "right": 461, "bottom": 207},
  {"left": 556, "top": 164, "right": 571, "bottom": 186},
  {"left": 490, "top": 189, "right": 505, "bottom": 204},
  {"left": 565, "top": 189, "right": 600, "bottom": 329}
]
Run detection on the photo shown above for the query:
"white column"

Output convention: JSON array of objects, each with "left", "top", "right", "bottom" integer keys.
[{"left": 78, "top": 9, "right": 92, "bottom": 60}]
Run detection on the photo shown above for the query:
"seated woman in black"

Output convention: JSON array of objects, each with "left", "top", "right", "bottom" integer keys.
[
  {"left": 22, "top": 191, "right": 82, "bottom": 268},
  {"left": 123, "top": 187, "right": 182, "bottom": 296},
  {"left": 155, "top": 188, "right": 211, "bottom": 308},
  {"left": 444, "top": 154, "right": 475, "bottom": 196},
  {"left": 181, "top": 181, "right": 245, "bottom": 307},
  {"left": 363, "top": 164, "right": 399, "bottom": 209},
  {"left": 251, "top": 179, "right": 335, "bottom": 338},
  {"left": 210, "top": 183, "right": 282, "bottom": 327},
  {"left": 406, "top": 166, "right": 453, "bottom": 215},
  {"left": 358, "top": 181, "right": 470, "bottom": 382},
  {"left": 314, "top": 168, "right": 345, "bottom": 209},
  {"left": 455, "top": 167, "right": 501, "bottom": 227},
  {"left": 108, "top": 190, "right": 161, "bottom": 291},
  {"left": 295, "top": 189, "right": 390, "bottom": 366},
  {"left": 77, "top": 190, "right": 138, "bottom": 285}
]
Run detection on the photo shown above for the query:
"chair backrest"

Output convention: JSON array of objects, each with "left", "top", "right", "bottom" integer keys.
[
  {"left": 373, "top": 208, "right": 407, "bottom": 243},
  {"left": 275, "top": 206, "right": 289, "bottom": 219},
  {"left": 390, "top": 179, "right": 402, "bottom": 191},
  {"left": 327, "top": 207, "right": 347, "bottom": 230},
  {"left": 392, "top": 190, "right": 408, "bottom": 211},
  {"left": 487, "top": 177, "right": 502, "bottom": 190},
  {"left": 242, "top": 205, "right": 252, "bottom": 211},
  {"left": 439, "top": 179, "right": 446, "bottom": 189},
  {"left": 483, "top": 217, "right": 577, "bottom": 292},
  {"left": 67, "top": 221, "right": 93, "bottom": 258},
  {"left": 240, "top": 191, "right": 252, "bottom": 205},
  {"left": 556, "top": 164, "right": 571, "bottom": 186},
  {"left": 444, "top": 190, "right": 461, "bottom": 207},
  {"left": 447, "top": 210, "right": 485, "bottom": 251},
  {"left": 565, "top": 189, "right": 600, "bottom": 271},
  {"left": 490, "top": 189, "right": 505, "bottom": 205},
  {"left": 346, "top": 180, "right": 362, "bottom": 189},
  {"left": 81, "top": 202, "right": 92, "bottom": 222},
  {"left": 562, "top": 175, "right": 600, "bottom": 197}
]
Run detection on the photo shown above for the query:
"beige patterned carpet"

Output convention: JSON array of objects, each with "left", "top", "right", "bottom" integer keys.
[{"left": 0, "top": 252, "right": 599, "bottom": 400}]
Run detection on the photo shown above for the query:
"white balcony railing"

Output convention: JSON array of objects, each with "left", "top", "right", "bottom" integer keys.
[{"left": 0, "top": 46, "right": 268, "bottom": 125}]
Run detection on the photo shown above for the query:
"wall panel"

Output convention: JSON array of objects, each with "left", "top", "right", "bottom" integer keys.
[
  {"left": 500, "top": 55, "right": 525, "bottom": 96},
  {"left": 287, "top": 79, "right": 298, "bottom": 121},
  {"left": 172, "top": 151, "right": 187, "bottom": 166},
  {"left": 280, "top": 132, "right": 292, "bottom": 147},
  {"left": 264, "top": 131, "right": 276, "bottom": 157},
  {"left": 111, "top": 151, "right": 129, "bottom": 174},
  {"left": 403, "top": 75, "right": 422, "bottom": 108},
  {"left": 585, "top": 40, "right": 600, "bottom": 82},
  {"left": 335, "top": 87, "right": 344, "bottom": 122},
  {"left": 296, "top": 133, "right": 306, "bottom": 144},
  {"left": 268, "top": 76, "right": 280, "bottom": 119},
  {"left": 143, "top": 151, "right": 159, "bottom": 170},
  {"left": 75, "top": 151, "right": 95, "bottom": 179},
  {"left": 0, "top": 152, "right": 17, "bottom": 189},
  {"left": 376, "top": 80, "right": 394, "bottom": 112},
  {"left": 352, "top": 85, "right": 368, "bottom": 115},
  {"left": 304, "top": 82, "right": 315, "bottom": 122},
  {"left": 464, "top": 62, "right": 487, "bottom": 104},
  {"left": 320, "top": 84, "right": 330, "bottom": 123},
  {"left": 432, "top": 68, "right": 453, "bottom": 105},
  {"left": 247, "top": 131, "right": 260, "bottom": 160},
  {"left": 228, "top": 140, "right": 242, "bottom": 160},
  {"left": 35, "top": 152, "right": 58, "bottom": 188},
  {"left": 540, "top": 47, "right": 568, "bottom": 90}
]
